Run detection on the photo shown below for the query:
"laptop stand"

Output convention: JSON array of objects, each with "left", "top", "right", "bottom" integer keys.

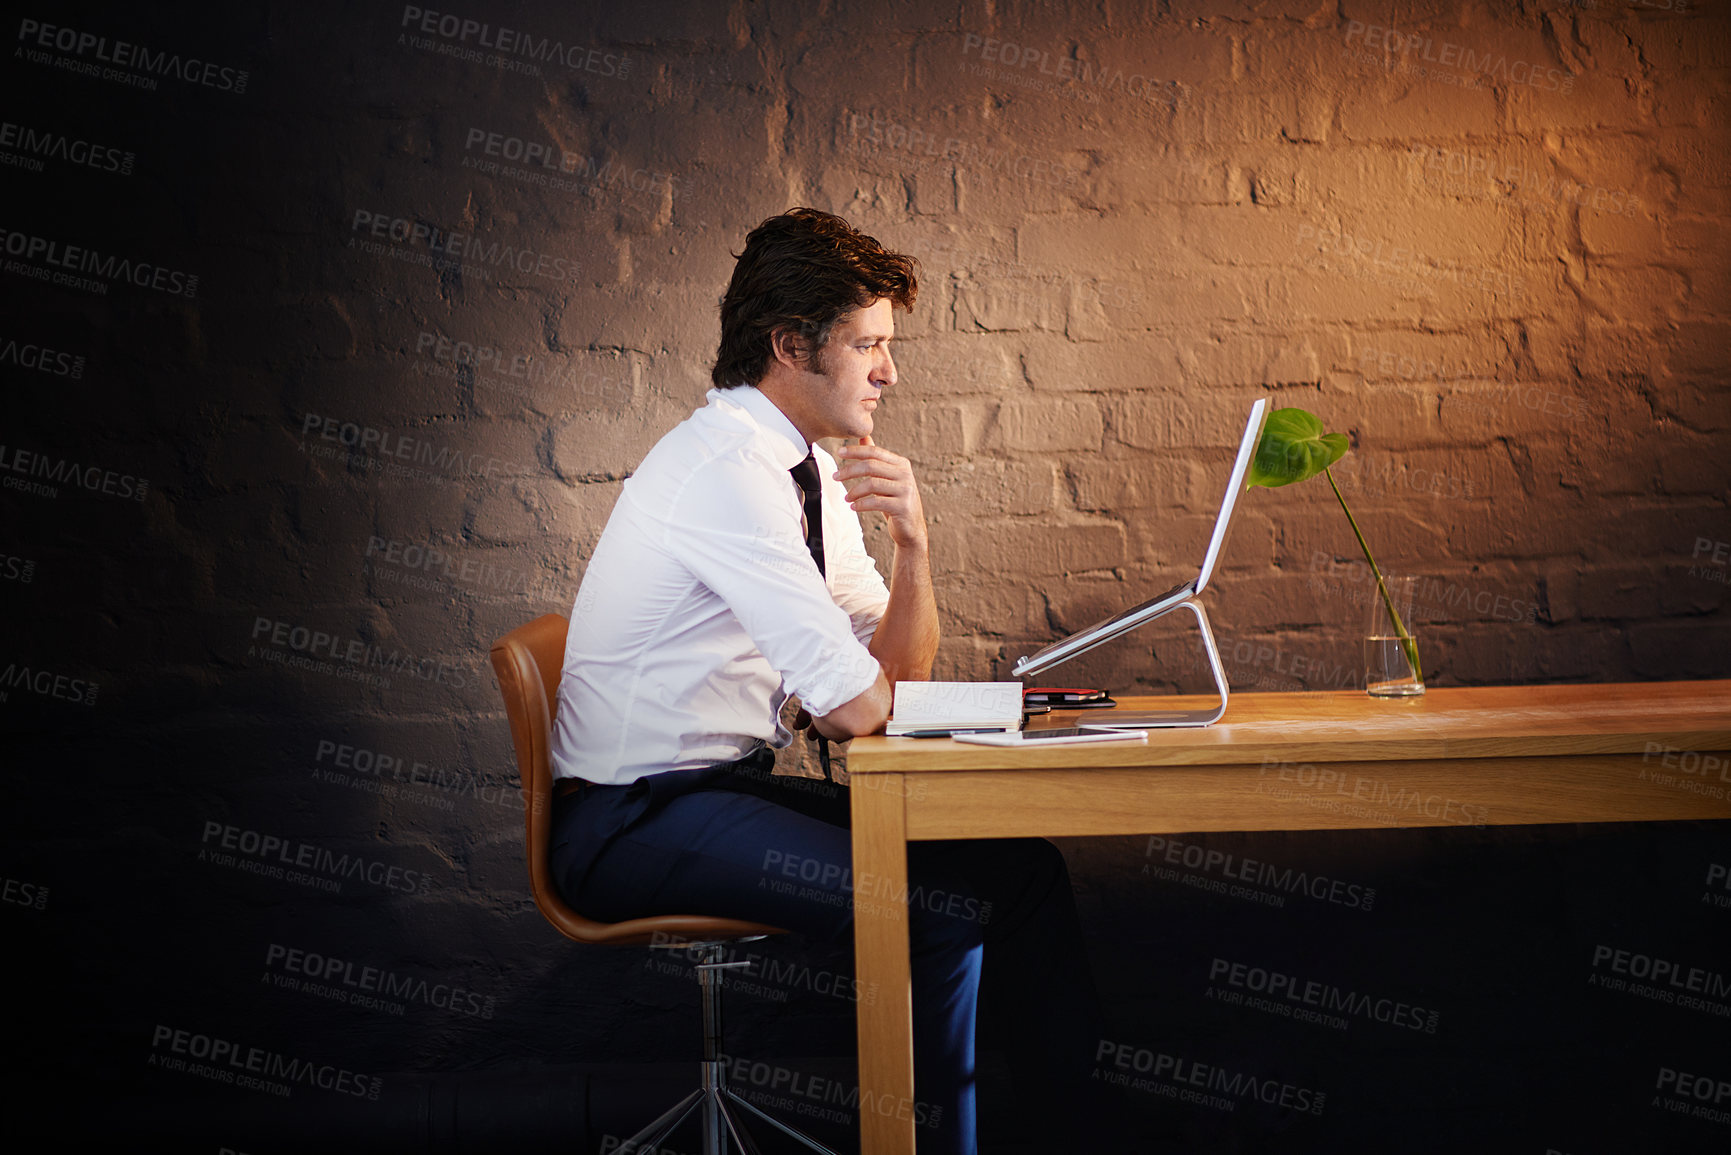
[{"left": 1074, "top": 595, "right": 1231, "bottom": 729}]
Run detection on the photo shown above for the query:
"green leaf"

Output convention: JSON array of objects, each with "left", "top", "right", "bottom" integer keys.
[{"left": 1248, "top": 407, "right": 1350, "bottom": 489}]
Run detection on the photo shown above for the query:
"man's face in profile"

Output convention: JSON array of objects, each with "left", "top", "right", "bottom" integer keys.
[{"left": 799, "top": 297, "right": 898, "bottom": 441}]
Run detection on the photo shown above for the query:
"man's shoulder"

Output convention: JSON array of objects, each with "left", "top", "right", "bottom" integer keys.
[{"left": 628, "top": 394, "right": 786, "bottom": 507}]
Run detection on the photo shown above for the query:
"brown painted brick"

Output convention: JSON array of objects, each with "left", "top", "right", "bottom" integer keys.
[
  {"left": 1661, "top": 563, "right": 1729, "bottom": 617},
  {"left": 893, "top": 334, "right": 1024, "bottom": 396},
  {"left": 1065, "top": 281, "right": 1112, "bottom": 343},
  {"left": 1637, "top": 20, "right": 1731, "bottom": 70},
  {"left": 1573, "top": 325, "right": 1662, "bottom": 382},
  {"left": 937, "top": 575, "right": 1050, "bottom": 638},
  {"left": 1665, "top": 215, "right": 1730, "bottom": 262},
  {"left": 551, "top": 407, "right": 664, "bottom": 477},
  {"left": 932, "top": 635, "right": 1013, "bottom": 683},
  {"left": 1650, "top": 127, "right": 1731, "bottom": 188},
  {"left": 1040, "top": 574, "right": 1148, "bottom": 638},
  {"left": 1592, "top": 505, "right": 1728, "bottom": 565},
  {"left": 1332, "top": 444, "right": 1523, "bottom": 504},
  {"left": 988, "top": 398, "right": 1104, "bottom": 452},
  {"left": 925, "top": 459, "right": 1057, "bottom": 517},
  {"left": 1111, "top": 390, "right": 1270, "bottom": 450},
  {"left": 1015, "top": 213, "right": 1184, "bottom": 275},
  {"left": 1097, "top": 149, "right": 1234, "bottom": 206},
  {"left": 1630, "top": 621, "right": 1731, "bottom": 678},
  {"left": 1023, "top": 334, "right": 1183, "bottom": 392},
  {"left": 1182, "top": 205, "right": 1313, "bottom": 266},
  {"left": 953, "top": 274, "right": 1066, "bottom": 333},
  {"left": 1178, "top": 333, "right": 1322, "bottom": 387},
  {"left": 1504, "top": 71, "right": 1652, "bottom": 134},
  {"left": 1351, "top": 329, "right": 1511, "bottom": 384},
  {"left": 1133, "top": 509, "right": 1275, "bottom": 572},
  {"left": 1662, "top": 321, "right": 1731, "bottom": 382},
  {"left": 1574, "top": 267, "right": 1691, "bottom": 329},
  {"left": 1265, "top": 266, "right": 1424, "bottom": 327},
  {"left": 872, "top": 401, "right": 973, "bottom": 464},
  {"left": 1337, "top": 68, "right": 1500, "bottom": 141},
  {"left": 1315, "top": 384, "right": 1443, "bottom": 447},
  {"left": 1580, "top": 207, "right": 1665, "bottom": 259},
  {"left": 1657, "top": 384, "right": 1731, "bottom": 433},
  {"left": 1655, "top": 435, "right": 1730, "bottom": 496},
  {"left": 1525, "top": 626, "right": 1624, "bottom": 682},
  {"left": 1210, "top": 573, "right": 1336, "bottom": 630},
  {"left": 968, "top": 520, "right": 1127, "bottom": 577},
  {"left": 1067, "top": 456, "right": 1214, "bottom": 513},
  {"left": 924, "top": 521, "right": 972, "bottom": 578},
  {"left": 373, "top": 480, "right": 473, "bottom": 547}
]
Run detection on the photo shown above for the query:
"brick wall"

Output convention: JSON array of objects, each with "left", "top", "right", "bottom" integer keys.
[
  {"left": 219, "top": 0, "right": 1729, "bottom": 712},
  {"left": 4, "top": 0, "right": 1728, "bottom": 1148}
]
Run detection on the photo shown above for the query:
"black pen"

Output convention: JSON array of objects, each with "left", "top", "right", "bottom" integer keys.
[{"left": 899, "top": 728, "right": 1007, "bottom": 739}]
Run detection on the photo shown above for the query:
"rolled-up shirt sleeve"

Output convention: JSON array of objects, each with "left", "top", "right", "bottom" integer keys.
[{"left": 661, "top": 451, "right": 881, "bottom": 717}]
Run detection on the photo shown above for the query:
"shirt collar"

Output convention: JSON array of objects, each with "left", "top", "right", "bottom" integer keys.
[{"left": 712, "top": 383, "right": 812, "bottom": 469}]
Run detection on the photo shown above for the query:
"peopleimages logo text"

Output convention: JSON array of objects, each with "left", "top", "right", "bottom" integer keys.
[
  {"left": 250, "top": 615, "right": 473, "bottom": 690},
  {"left": 350, "top": 210, "right": 578, "bottom": 283},
  {"left": 150, "top": 1026, "right": 378, "bottom": 1098},
  {"left": 0, "top": 335, "right": 85, "bottom": 378},
  {"left": 1208, "top": 957, "right": 1440, "bottom": 1032},
  {"left": 0, "top": 229, "right": 197, "bottom": 296},
  {"left": 1343, "top": 20, "right": 1573, "bottom": 94},
  {"left": 299, "top": 413, "right": 535, "bottom": 480},
  {"left": 1, "top": 662, "right": 98, "bottom": 706},
  {"left": 0, "top": 120, "right": 134, "bottom": 175},
  {"left": 264, "top": 943, "right": 495, "bottom": 1018},
  {"left": 462, "top": 128, "right": 683, "bottom": 199},
  {"left": 17, "top": 19, "right": 249, "bottom": 93},
  {"left": 398, "top": 6, "right": 628, "bottom": 77},
  {"left": 1143, "top": 835, "right": 1375, "bottom": 910},
  {"left": 201, "top": 821, "right": 432, "bottom": 895},
  {"left": 0, "top": 443, "right": 148, "bottom": 501},
  {"left": 960, "top": 32, "right": 1179, "bottom": 106}
]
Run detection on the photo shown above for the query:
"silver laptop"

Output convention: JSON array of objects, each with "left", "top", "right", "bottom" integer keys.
[{"left": 1010, "top": 398, "right": 1268, "bottom": 711}]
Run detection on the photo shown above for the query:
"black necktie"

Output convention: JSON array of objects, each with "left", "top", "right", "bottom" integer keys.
[
  {"left": 789, "top": 453, "right": 826, "bottom": 577},
  {"left": 790, "top": 453, "right": 833, "bottom": 781}
]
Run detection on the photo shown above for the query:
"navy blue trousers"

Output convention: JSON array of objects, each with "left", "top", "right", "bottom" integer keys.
[{"left": 549, "top": 747, "right": 1121, "bottom": 1153}]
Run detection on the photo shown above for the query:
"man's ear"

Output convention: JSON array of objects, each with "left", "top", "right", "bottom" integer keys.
[{"left": 769, "top": 326, "right": 812, "bottom": 370}]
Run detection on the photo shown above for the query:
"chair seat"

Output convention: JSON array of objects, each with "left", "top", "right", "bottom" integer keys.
[{"left": 538, "top": 901, "right": 785, "bottom": 948}]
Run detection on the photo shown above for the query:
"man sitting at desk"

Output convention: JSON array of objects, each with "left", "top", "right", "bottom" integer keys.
[{"left": 549, "top": 208, "right": 1118, "bottom": 1151}]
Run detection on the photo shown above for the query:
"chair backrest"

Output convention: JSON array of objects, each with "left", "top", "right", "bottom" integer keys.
[
  {"left": 489, "top": 613, "right": 785, "bottom": 947},
  {"left": 489, "top": 613, "right": 597, "bottom": 941}
]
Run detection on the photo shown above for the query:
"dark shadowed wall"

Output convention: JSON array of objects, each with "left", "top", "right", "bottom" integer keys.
[{"left": 4, "top": 1, "right": 1728, "bottom": 1152}]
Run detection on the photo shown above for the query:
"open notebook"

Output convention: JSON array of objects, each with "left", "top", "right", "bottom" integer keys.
[{"left": 885, "top": 681, "right": 1022, "bottom": 736}]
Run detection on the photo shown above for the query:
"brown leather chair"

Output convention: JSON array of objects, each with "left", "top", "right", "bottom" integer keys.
[{"left": 490, "top": 613, "right": 839, "bottom": 1155}]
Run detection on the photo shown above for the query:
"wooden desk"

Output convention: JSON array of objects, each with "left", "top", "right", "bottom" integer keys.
[{"left": 845, "top": 680, "right": 1731, "bottom": 1153}]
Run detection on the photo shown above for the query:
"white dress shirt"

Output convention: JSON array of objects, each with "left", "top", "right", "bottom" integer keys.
[{"left": 551, "top": 384, "right": 891, "bottom": 785}]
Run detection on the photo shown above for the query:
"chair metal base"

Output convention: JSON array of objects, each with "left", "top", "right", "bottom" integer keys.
[{"left": 616, "top": 942, "right": 840, "bottom": 1155}]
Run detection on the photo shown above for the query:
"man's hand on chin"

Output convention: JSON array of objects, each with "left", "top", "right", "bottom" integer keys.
[{"left": 834, "top": 436, "right": 927, "bottom": 551}]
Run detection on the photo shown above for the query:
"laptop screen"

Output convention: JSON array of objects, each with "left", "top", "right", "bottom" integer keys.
[{"left": 1196, "top": 397, "right": 1268, "bottom": 594}]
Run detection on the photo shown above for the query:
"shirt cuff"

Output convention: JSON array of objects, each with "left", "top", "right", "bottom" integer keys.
[{"left": 795, "top": 639, "right": 881, "bottom": 718}]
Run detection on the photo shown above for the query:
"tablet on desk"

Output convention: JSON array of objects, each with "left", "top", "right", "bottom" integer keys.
[{"left": 954, "top": 728, "right": 1148, "bottom": 747}]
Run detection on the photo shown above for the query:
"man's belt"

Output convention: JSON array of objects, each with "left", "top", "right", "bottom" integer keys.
[{"left": 551, "top": 745, "right": 783, "bottom": 803}]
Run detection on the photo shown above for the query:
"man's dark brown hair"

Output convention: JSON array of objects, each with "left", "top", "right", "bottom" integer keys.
[{"left": 712, "top": 207, "right": 919, "bottom": 388}]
